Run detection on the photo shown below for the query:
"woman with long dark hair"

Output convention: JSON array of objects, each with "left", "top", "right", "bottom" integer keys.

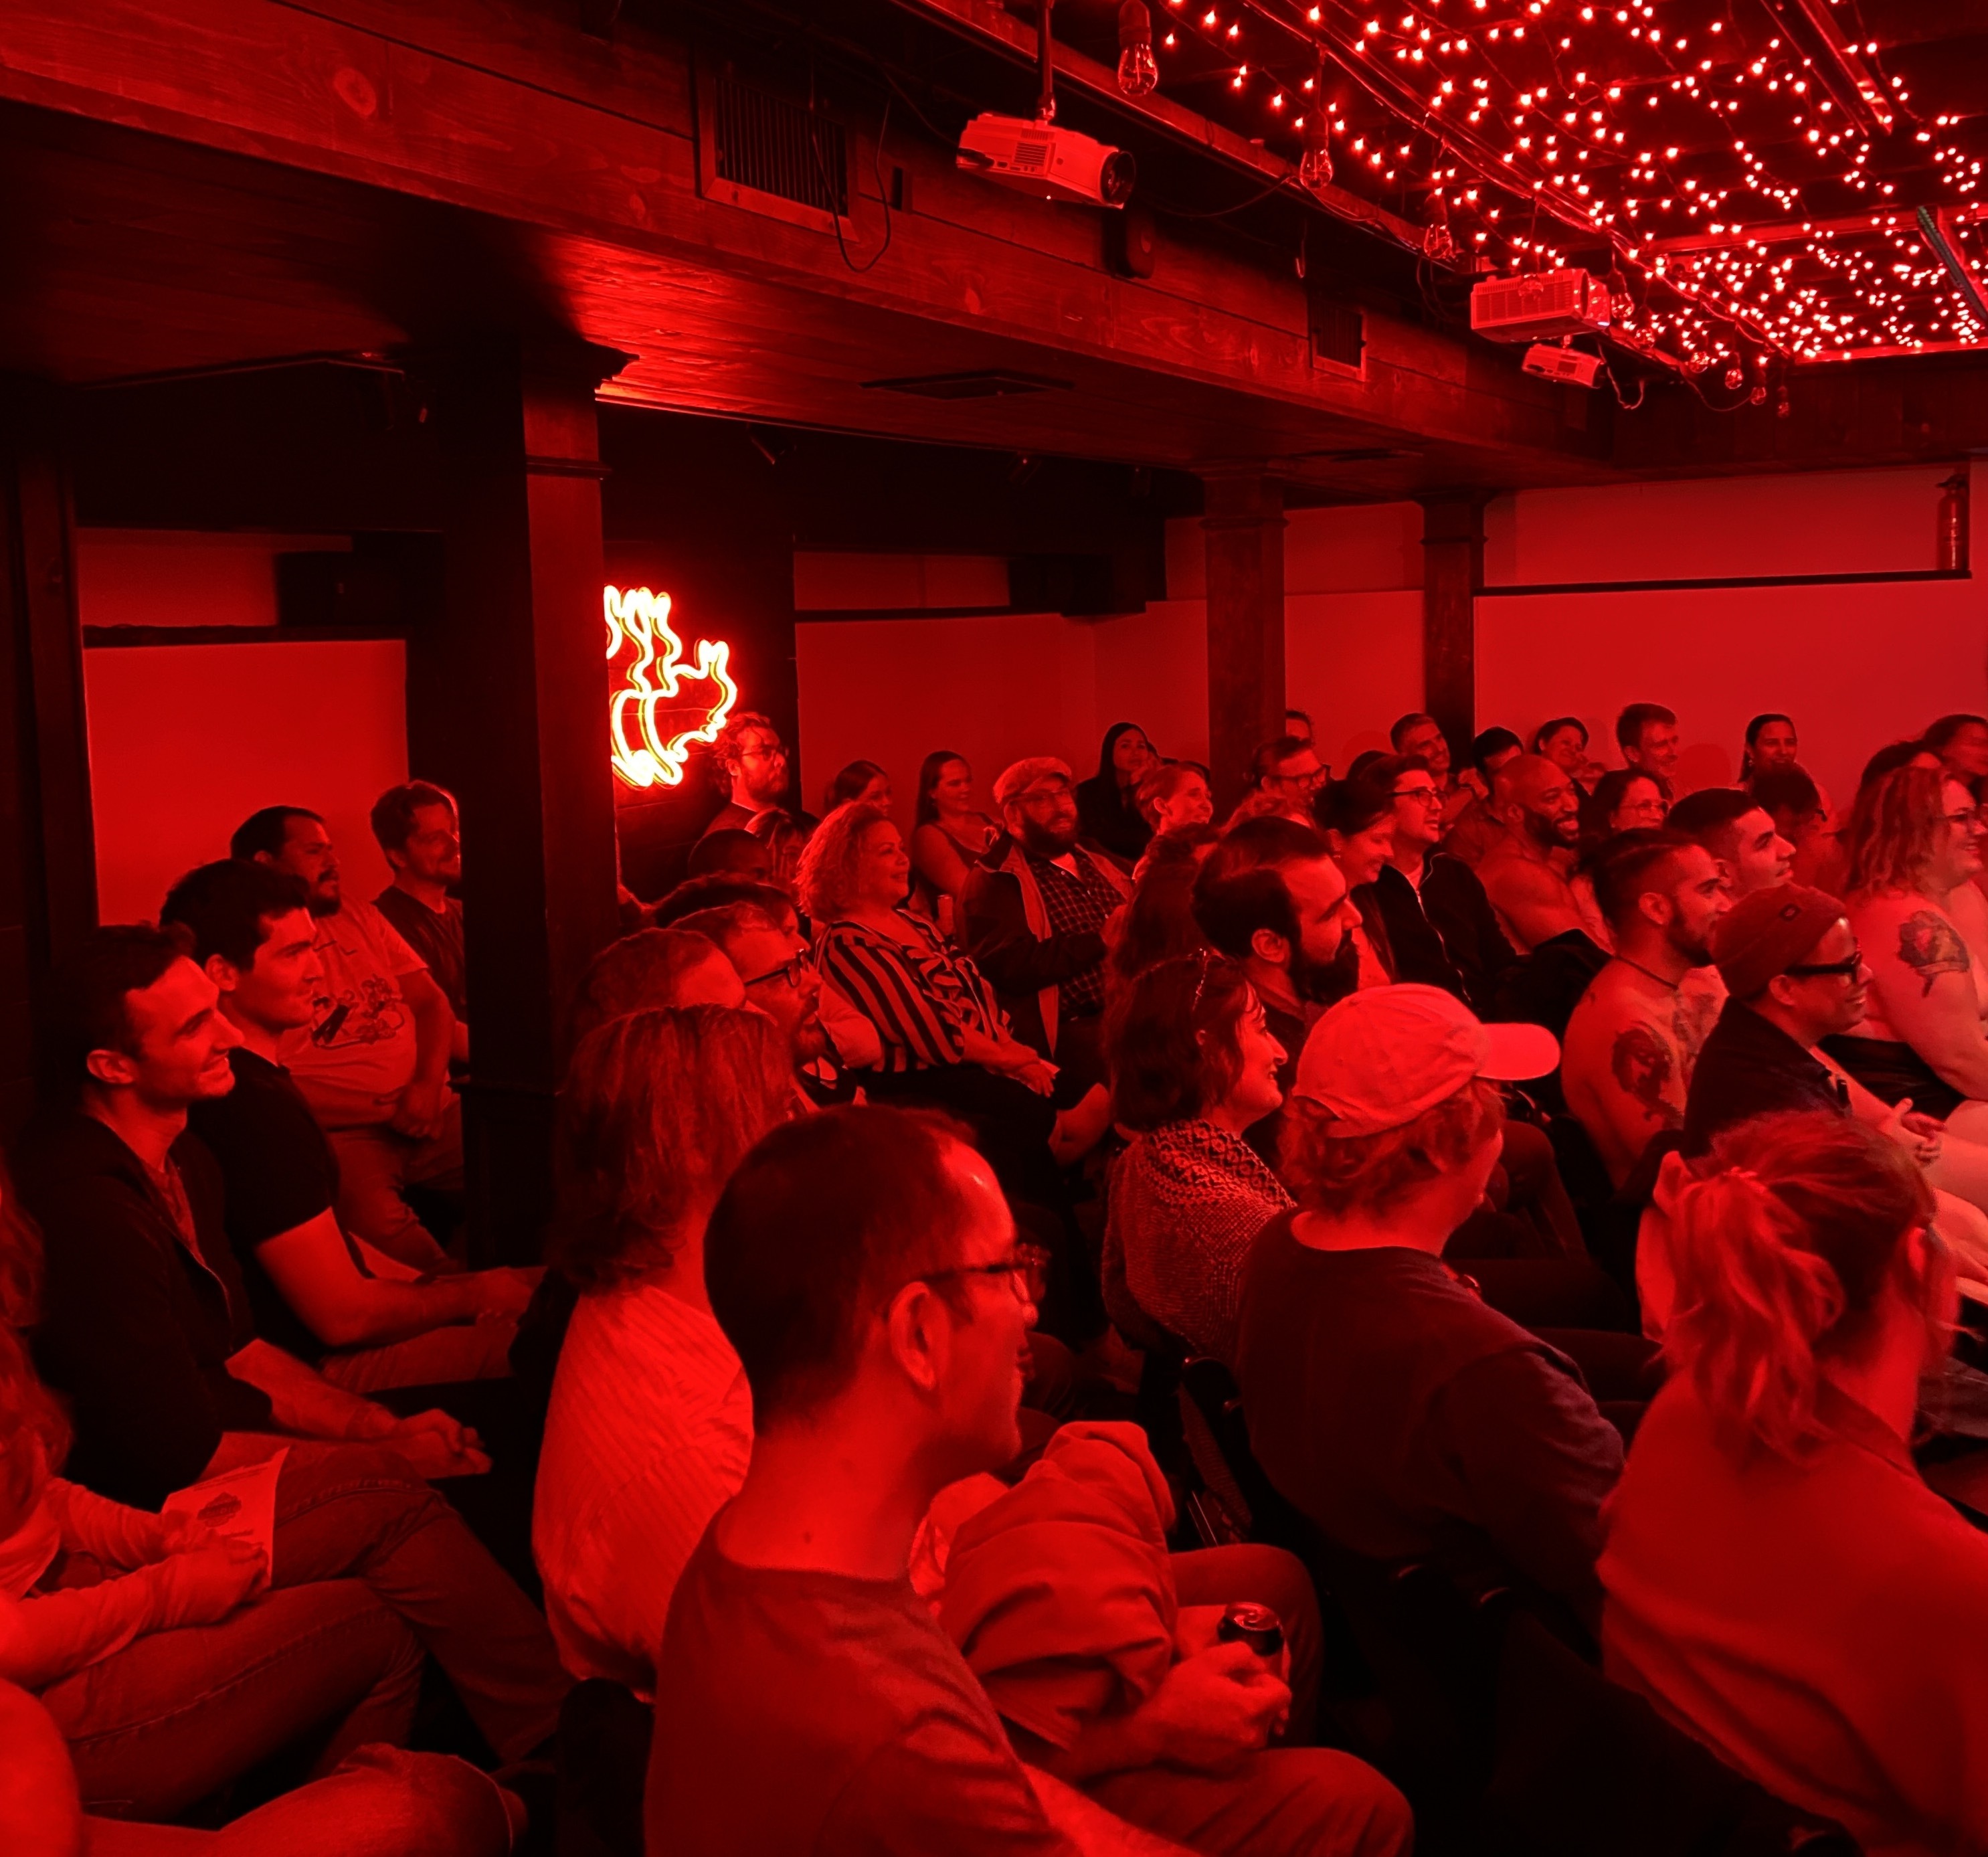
[
  {"left": 1104, "top": 953, "right": 1291, "bottom": 1363},
  {"left": 1075, "top": 722, "right": 1158, "bottom": 863},
  {"left": 1601, "top": 1112, "right": 1986, "bottom": 1857},
  {"left": 908, "top": 749, "right": 996, "bottom": 930}
]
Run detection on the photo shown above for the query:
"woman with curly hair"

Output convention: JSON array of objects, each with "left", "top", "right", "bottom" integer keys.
[
  {"left": 798, "top": 802, "right": 1109, "bottom": 1189},
  {"left": 1824, "top": 761, "right": 1988, "bottom": 1128},
  {"left": 533, "top": 1004, "right": 794, "bottom": 1692},
  {"left": 1601, "top": 1112, "right": 1987, "bottom": 1857}
]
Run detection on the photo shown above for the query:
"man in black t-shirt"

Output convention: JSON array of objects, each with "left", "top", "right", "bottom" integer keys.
[
  {"left": 19, "top": 923, "right": 569, "bottom": 1759},
  {"left": 369, "top": 781, "right": 470, "bottom": 1055},
  {"left": 1238, "top": 988, "right": 1631, "bottom": 1632},
  {"left": 164, "top": 860, "right": 533, "bottom": 1393}
]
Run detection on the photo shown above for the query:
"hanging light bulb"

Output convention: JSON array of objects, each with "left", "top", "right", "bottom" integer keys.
[
  {"left": 1724, "top": 363, "right": 1744, "bottom": 388},
  {"left": 1298, "top": 57, "right": 1334, "bottom": 193},
  {"left": 1117, "top": 0, "right": 1160, "bottom": 97}
]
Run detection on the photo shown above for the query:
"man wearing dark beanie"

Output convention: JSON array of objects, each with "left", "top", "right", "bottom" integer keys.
[
  {"left": 1682, "top": 883, "right": 1870, "bottom": 1158},
  {"left": 1667, "top": 885, "right": 1988, "bottom": 1321}
]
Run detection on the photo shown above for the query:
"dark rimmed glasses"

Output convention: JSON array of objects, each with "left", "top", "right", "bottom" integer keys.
[
  {"left": 1783, "top": 952, "right": 1863, "bottom": 981},
  {"left": 917, "top": 1243, "right": 1051, "bottom": 1306},
  {"left": 738, "top": 950, "right": 812, "bottom": 990}
]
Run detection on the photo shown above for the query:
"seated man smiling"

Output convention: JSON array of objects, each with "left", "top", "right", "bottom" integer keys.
[{"left": 165, "top": 860, "right": 535, "bottom": 1394}]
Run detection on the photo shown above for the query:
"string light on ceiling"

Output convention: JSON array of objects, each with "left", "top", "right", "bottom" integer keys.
[{"left": 1064, "top": 0, "right": 1988, "bottom": 377}]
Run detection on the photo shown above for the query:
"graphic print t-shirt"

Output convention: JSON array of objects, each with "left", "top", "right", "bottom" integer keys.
[{"left": 279, "top": 898, "right": 429, "bottom": 1126}]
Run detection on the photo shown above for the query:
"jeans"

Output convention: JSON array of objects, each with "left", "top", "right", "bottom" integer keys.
[
  {"left": 84, "top": 1747, "right": 520, "bottom": 1857},
  {"left": 324, "top": 1099, "right": 464, "bottom": 1273},
  {"left": 37, "top": 1579, "right": 422, "bottom": 1822},
  {"left": 209, "top": 1433, "right": 569, "bottom": 1761},
  {"left": 317, "top": 1317, "right": 518, "bottom": 1395},
  {"left": 1083, "top": 1545, "right": 1413, "bottom": 1857}
]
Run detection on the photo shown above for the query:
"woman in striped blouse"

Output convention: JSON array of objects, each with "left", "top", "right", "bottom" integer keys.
[{"left": 798, "top": 801, "right": 1109, "bottom": 1197}]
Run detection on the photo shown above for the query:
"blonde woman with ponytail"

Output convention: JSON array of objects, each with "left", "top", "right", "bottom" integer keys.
[{"left": 1601, "top": 1111, "right": 1988, "bottom": 1857}]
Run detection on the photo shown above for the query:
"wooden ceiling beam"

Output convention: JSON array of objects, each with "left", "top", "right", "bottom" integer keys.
[{"left": 0, "top": 0, "right": 1597, "bottom": 476}]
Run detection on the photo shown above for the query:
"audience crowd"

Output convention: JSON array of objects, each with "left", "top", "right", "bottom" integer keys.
[{"left": 7, "top": 702, "right": 1988, "bottom": 1857}]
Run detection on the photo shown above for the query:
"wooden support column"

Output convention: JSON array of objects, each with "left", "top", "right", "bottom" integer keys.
[
  {"left": 1201, "top": 473, "right": 1286, "bottom": 812},
  {"left": 409, "top": 338, "right": 628, "bottom": 1263},
  {"left": 0, "top": 379, "right": 95, "bottom": 1132},
  {"left": 1419, "top": 495, "right": 1488, "bottom": 764}
]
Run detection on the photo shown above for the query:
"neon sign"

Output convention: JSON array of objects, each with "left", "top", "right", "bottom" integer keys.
[{"left": 604, "top": 585, "right": 739, "bottom": 789}]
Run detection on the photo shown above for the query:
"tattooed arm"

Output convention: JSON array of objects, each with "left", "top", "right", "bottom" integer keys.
[
  {"left": 1865, "top": 903, "right": 1988, "bottom": 1103},
  {"left": 1564, "top": 995, "right": 1686, "bottom": 1188}
]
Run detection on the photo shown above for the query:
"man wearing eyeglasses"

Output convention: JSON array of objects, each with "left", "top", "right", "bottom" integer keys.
[
  {"left": 647, "top": 1108, "right": 1083, "bottom": 1854},
  {"left": 700, "top": 713, "right": 817, "bottom": 875},
  {"left": 1647, "top": 883, "right": 1988, "bottom": 1333},
  {"left": 1355, "top": 754, "right": 1518, "bottom": 1016}
]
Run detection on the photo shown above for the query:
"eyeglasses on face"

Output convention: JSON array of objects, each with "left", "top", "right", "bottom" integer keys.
[
  {"left": 1018, "top": 785, "right": 1072, "bottom": 808},
  {"left": 916, "top": 1243, "right": 1051, "bottom": 1306},
  {"left": 1783, "top": 953, "right": 1863, "bottom": 981},
  {"left": 739, "top": 950, "right": 812, "bottom": 990},
  {"left": 1390, "top": 786, "right": 1443, "bottom": 806}
]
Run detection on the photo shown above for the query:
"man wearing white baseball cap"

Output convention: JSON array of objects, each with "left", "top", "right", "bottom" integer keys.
[{"left": 1236, "top": 986, "right": 1633, "bottom": 1632}]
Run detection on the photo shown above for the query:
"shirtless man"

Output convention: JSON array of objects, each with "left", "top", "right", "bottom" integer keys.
[
  {"left": 1474, "top": 754, "right": 1587, "bottom": 953},
  {"left": 1561, "top": 834, "right": 1730, "bottom": 1186}
]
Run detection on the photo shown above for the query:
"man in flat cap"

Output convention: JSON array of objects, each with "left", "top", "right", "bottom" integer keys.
[{"left": 960, "top": 758, "right": 1132, "bottom": 1097}]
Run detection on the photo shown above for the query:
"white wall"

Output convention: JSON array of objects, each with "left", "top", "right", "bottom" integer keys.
[
  {"left": 77, "top": 531, "right": 405, "bottom": 925},
  {"left": 1476, "top": 464, "right": 1985, "bottom": 806},
  {"left": 783, "top": 466, "right": 1987, "bottom": 820},
  {"left": 794, "top": 602, "right": 1206, "bottom": 826}
]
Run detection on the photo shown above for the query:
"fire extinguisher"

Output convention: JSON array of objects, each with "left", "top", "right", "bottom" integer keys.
[{"left": 1939, "top": 470, "right": 1969, "bottom": 573}]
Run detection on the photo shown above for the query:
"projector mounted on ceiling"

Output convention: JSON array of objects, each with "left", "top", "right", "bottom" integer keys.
[
  {"left": 957, "top": 114, "right": 1136, "bottom": 209},
  {"left": 1469, "top": 269, "right": 1613, "bottom": 343}
]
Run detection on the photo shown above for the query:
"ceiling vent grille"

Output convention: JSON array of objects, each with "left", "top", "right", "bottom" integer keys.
[
  {"left": 1308, "top": 298, "right": 1366, "bottom": 375},
  {"left": 698, "top": 66, "right": 848, "bottom": 229}
]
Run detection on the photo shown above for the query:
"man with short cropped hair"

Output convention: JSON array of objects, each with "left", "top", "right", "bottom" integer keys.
[
  {"left": 1237, "top": 735, "right": 1328, "bottom": 826},
  {"left": 1473, "top": 754, "right": 1588, "bottom": 953},
  {"left": 17, "top": 924, "right": 569, "bottom": 1761},
  {"left": 650, "top": 1106, "right": 1410, "bottom": 1857},
  {"left": 369, "top": 782, "right": 468, "bottom": 1057},
  {"left": 1665, "top": 787, "right": 1794, "bottom": 899},
  {"left": 962, "top": 758, "right": 1132, "bottom": 1093},
  {"left": 232, "top": 805, "right": 461, "bottom": 1272},
  {"left": 1617, "top": 702, "right": 1681, "bottom": 799},
  {"left": 165, "top": 859, "right": 534, "bottom": 1393},
  {"left": 1561, "top": 833, "right": 1731, "bottom": 1186},
  {"left": 1357, "top": 756, "right": 1517, "bottom": 1014},
  {"left": 1391, "top": 713, "right": 1475, "bottom": 830}
]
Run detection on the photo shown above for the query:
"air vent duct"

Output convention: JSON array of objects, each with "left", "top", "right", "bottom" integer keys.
[{"left": 697, "top": 63, "right": 848, "bottom": 230}]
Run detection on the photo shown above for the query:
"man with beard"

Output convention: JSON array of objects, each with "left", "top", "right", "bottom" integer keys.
[
  {"left": 1561, "top": 833, "right": 1731, "bottom": 1187},
  {"left": 674, "top": 896, "right": 860, "bottom": 1109},
  {"left": 962, "top": 758, "right": 1133, "bottom": 1097},
  {"left": 699, "top": 712, "right": 815, "bottom": 885},
  {"left": 231, "top": 806, "right": 462, "bottom": 1272},
  {"left": 1475, "top": 754, "right": 1589, "bottom": 954},
  {"left": 1192, "top": 816, "right": 1356, "bottom": 1168}
]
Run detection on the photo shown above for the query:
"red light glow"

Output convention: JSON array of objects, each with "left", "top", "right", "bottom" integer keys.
[{"left": 604, "top": 585, "right": 739, "bottom": 789}]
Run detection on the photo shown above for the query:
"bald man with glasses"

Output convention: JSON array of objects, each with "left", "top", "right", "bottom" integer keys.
[{"left": 1352, "top": 756, "right": 1518, "bottom": 1016}]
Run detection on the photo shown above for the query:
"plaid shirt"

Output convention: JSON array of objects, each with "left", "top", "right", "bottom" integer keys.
[{"left": 1023, "top": 848, "right": 1119, "bottom": 1016}]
